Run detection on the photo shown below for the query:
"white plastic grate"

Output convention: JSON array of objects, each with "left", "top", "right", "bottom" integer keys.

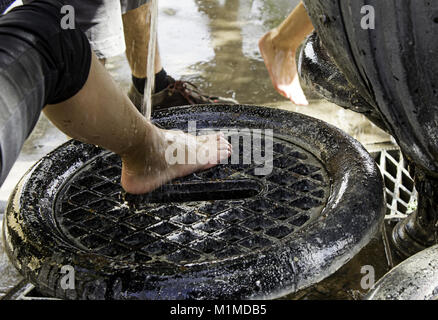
[{"left": 372, "top": 148, "right": 417, "bottom": 220}]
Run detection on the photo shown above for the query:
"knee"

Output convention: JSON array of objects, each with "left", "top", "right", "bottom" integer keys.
[{"left": 0, "top": 0, "right": 92, "bottom": 104}]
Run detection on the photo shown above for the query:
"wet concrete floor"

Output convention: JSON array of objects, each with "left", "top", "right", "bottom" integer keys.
[{"left": 1, "top": 0, "right": 394, "bottom": 299}]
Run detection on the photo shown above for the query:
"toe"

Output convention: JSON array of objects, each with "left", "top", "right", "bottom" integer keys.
[{"left": 217, "top": 149, "right": 231, "bottom": 162}]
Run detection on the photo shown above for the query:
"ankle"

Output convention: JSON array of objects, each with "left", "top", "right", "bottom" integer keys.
[
  {"left": 269, "top": 28, "right": 299, "bottom": 51},
  {"left": 121, "top": 124, "right": 168, "bottom": 173}
]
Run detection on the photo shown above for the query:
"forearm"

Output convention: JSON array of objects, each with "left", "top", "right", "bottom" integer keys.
[{"left": 271, "top": 2, "right": 314, "bottom": 49}]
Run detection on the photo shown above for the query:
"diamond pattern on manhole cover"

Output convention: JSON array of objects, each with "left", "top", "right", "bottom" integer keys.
[{"left": 55, "top": 133, "right": 330, "bottom": 266}]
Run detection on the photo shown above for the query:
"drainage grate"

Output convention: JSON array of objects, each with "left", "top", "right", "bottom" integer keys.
[
  {"left": 55, "top": 131, "right": 330, "bottom": 266},
  {"left": 372, "top": 148, "right": 417, "bottom": 220}
]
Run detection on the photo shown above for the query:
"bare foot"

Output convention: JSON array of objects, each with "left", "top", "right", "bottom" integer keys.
[
  {"left": 121, "top": 129, "right": 232, "bottom": 194},
  {"left": 259, "top": 30, "right": 308, "bottom": 106}
]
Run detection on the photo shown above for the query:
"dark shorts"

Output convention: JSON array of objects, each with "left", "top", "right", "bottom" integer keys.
[
  {"left": 0, "top": 0, "right": 92, "bottom": 185},
  {"left": 22, "top": 0, "right": 151, "bottom": 59}
]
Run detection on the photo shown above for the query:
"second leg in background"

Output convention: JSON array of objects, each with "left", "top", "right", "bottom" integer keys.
[{"left": 121, "top": 0, "right": 239, "bottom": 111}]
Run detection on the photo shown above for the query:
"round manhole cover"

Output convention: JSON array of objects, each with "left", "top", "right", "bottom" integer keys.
[
  {"left": 56, "top": 132, "right": 329, "bottom": 266},
  {"left": 3, "top": 105, "right": 385, "bottom": 300}
]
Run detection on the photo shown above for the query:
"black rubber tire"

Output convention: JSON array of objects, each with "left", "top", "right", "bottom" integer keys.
[
  {"left": 366, "top": 244, "right": 438, "bottom": 300},
  {"left": 302, "top": 0, "right": 438, "bottom": 176},
  {"left": 3, "top": 105, "right": 385, "bottom": 300}
]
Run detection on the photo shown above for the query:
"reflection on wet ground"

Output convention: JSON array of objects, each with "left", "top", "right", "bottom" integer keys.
[
  {"left": 1, "top": 0, "right": 393, "bottom": 299},
  {"left": 107, "top": 0, "right": 389, "bottom": 146},
  {"left": 109, "top": 0, "right": 301, "bottom": 104}
]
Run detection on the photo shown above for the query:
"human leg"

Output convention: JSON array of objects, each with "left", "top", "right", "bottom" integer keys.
[
  {"left": 122, "top": 1, "right": 162, "bottom": 78},
  {"left": 0, "top": 0, "right": 231, "bottom": 193},
  {"left": 259, "top": 1, "right": 314, "bottom": 105},
  {"left": 44, "top": 53, "right": 232, "bottom": 194},
  {"left": 121, "top": 0, "right": 238, "bottom": 110}
]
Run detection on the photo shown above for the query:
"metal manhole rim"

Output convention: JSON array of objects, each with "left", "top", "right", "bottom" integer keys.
[{"left": 4, "top": 104, "right": 385, "bottom": 299}]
